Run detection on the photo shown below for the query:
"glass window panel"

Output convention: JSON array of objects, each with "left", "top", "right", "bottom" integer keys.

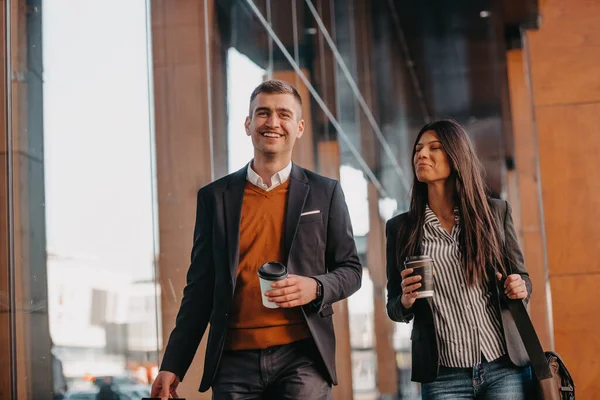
[
  {"left": 226, "top": 48, "right": 265, "bottom": 173},
  {"left": 218, "top": 0, "right": 270, "bottom": 173},
  {"left": 9, "top": 1, "right": 159, "bottom": 398}
]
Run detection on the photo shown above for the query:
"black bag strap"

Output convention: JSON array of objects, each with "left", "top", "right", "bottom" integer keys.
[
  {"left": 505, "top": 292, "right": 553, "bottom": 381},
  {"left": 497, "top": 200, "right": 552, "bottom": 381}
]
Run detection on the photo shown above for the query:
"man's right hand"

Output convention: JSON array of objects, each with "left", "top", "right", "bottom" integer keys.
[
  {"left": 150, "top": 371, "right": 180, "bottom": 399},
  {"left": 400, "top": 268, "right": 422, "bottom": 309}
]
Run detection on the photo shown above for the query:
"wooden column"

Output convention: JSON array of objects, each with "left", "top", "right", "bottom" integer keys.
[
  {"left": 304, "top": 4, "right": 353, "bottom": 393},
  {"left": 527, "top": 0, "right": 600, "bottom": 395},
  {"left": 9, "top": 0, "right": 52, "bottom": 398},
  {"left": 151, "top": 0, "right": 222, "bottom": 397},
  {"left": 506, "top": 47, "right": 552, "bottom": 350},
  {"left": 306, "top": 6, "right": 356, "bottom": 395},
  {"left": 1, "top": 1, "right": 53, "bottom": 397},
  {"left": 317, "top": 140, "right": 354, "bottom": 400},
  {"left": 367, "top": 184, "right": 398, "bottom": 399},
  {"left": 0, "top": 0, "right": 14, "bottom": 397},
  {"left": 354, "top": 1, "right": 398, "bottom": 397}
]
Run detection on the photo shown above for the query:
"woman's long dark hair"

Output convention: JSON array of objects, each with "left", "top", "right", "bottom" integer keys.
[{"left": 397, "top": 118, "right": 505, "bottom": 285}]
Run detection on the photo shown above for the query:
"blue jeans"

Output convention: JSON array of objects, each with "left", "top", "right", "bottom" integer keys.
[{"left": 421, "top": 355, "right": 533, "bottom": 399}]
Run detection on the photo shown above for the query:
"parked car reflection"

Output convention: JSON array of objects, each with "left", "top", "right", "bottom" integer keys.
[{"left": 63, "top": 374, "right": 150, "bottom": 400}]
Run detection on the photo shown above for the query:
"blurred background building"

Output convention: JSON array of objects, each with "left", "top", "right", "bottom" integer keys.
[{"left": 0, "top": 0, "right": 598, "bottom": 399}]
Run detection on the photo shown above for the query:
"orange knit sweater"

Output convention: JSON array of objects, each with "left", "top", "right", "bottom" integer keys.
[{"left": 225, "top": 180, "right": 311, "bottom": 350}]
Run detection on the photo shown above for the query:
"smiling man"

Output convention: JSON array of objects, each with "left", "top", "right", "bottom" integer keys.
[{"left": 151, "top": 80, "right": 363, "bottom": 400}]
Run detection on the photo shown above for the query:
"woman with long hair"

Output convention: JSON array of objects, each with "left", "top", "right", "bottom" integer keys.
[{"left": 386, "top": 119, "right": 533, "bottom": 399}]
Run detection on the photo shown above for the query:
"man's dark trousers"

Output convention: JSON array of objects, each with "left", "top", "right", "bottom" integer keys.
[{"left": 211, "top": 338, "right": 331, "bottom": 400}]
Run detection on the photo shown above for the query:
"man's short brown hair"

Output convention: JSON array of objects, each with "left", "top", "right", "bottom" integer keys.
[{"left": 248, "top": 79, "right": 303, "bottom": 117}]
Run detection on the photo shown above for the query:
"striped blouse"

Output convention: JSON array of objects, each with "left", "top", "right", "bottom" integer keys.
[{"left": 422, "top": 205, "right": 506, "bottom": 367}]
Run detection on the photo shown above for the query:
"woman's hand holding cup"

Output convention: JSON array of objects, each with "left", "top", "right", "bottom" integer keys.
[{"left": 400, "top": 268, "right": 422, "bottom": 309}]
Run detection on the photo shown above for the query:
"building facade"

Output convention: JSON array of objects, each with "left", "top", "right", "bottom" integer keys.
[{"left": 1, "top": 0, "right": 599, "bottom": 398}]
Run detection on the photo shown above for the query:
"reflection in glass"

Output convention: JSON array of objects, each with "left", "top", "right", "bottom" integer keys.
[
  {"left": 340, "top": 165, "right": 369, "bottom": 237},
  {"left": 227, "top": 48, "right": 265, "bottom": 173}
]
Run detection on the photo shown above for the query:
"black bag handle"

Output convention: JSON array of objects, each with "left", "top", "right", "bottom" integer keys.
[{"left": 505, "top": 296, "right": 553, "bottom": 381}]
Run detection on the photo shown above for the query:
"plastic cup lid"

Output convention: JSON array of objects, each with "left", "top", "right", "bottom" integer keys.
[{"left": 258, "top": 261, "right": 288, "bottom": 280}]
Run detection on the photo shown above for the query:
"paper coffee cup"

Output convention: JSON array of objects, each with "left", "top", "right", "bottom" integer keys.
[
  {"left": 258, "top": 261, "right": 288, "bottom": 308},
  {"left": 404, "top": 255, "right": 434, "bottom": 298}
]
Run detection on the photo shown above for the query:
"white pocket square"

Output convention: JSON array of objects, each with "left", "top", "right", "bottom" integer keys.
[{"left": 301, "top": 210, "right": 320, "bottom": 216}]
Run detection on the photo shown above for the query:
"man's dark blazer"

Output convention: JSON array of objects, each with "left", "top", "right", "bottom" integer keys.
[
  {"left": 385, "top": 198, "right": 532, "bottom": 383},
  {"left": 160, "top": 163, "right": 363, "bottom": 392}
]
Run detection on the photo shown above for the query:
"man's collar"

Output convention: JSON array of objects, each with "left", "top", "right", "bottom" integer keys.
[{"left": 247, "top": 160, "right": 292, "bottom": 188}]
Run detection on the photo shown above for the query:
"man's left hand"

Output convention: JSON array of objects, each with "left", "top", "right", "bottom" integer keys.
[
  {"left": 496, "top": 272, "right": 528, "bottom": 300},
  {"left": 266, "top": 274, "right": 318, "bottom": 308}
]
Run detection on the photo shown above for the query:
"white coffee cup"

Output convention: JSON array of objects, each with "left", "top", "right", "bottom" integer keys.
[{"left": 258, "top": 261, "right": 288, "bottom": 308}]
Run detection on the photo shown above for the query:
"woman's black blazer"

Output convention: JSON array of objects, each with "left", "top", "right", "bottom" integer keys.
[{"left": 386, "top": 199, "right": 532, "bottom": 383}]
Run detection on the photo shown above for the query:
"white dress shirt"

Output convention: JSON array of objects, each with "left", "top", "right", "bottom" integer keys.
[{"left": 246, "top": 161, "right": 292, "bottom": 191}]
